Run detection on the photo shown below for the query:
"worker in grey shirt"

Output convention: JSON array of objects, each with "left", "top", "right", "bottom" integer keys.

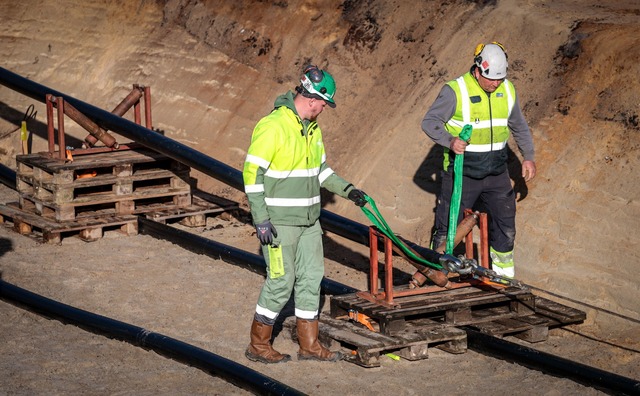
[{"left": 421, "top": 42, "right": 536, "bottom": 278}]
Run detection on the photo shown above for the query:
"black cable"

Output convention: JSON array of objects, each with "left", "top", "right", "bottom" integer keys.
[
  {"left": 0, "top": 104, "right": 37, "bottom": 139},
  {"left": 561, "top": 327, "right": 640, "bottom": 354},
  {"left": 525, "top": 283, "right": 640, "bottom": 324},
  {"left": 527, "top": 283, "right": 640, "bottom": 354}
]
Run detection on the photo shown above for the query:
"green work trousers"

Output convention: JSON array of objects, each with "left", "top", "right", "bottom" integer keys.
[{"left": 256, "top": 220, "right": 324, "bottom": 321}]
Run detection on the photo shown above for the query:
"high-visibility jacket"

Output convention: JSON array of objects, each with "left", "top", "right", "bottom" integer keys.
[
  {"left": 243, "top": 91, "right": 353, "bottom": 227},
  {"left": 444, "top": 72, "right": 516, "bottom": 178}
]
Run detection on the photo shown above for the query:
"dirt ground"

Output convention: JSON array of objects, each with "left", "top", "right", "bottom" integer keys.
[
  {"left": 0, "top": 0, "right": 639, "bottom": 395},
  {"left": 1, "top": 183, "right": 637, "bottom": 396}
]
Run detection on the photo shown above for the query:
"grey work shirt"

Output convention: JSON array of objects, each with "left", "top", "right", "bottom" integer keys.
[{"left": 421, "top": 83, "right": 535, "bottom": 162}]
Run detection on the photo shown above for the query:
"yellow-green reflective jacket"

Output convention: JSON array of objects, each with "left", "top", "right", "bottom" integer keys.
[
  {"left": 445, "top": 72, "right": 515, "bottom": 178},
  {"left": 243, "top": 91, "right": 353, "bottom": 226}
]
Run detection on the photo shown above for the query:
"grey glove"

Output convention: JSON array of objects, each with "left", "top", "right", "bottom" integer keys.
[
  {"left": 347, "top": 189, "right": 367, "bottom": 207},
  {"left": 255, "top": 220, "right": 277, "bottom": 245}
]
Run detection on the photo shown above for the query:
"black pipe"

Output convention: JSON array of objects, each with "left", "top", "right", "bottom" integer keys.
[
  {"left": 0, "top": 66, "right": 443, "bottom": 265},
  {"left": 319, "top": 210, "right": 442, "bottom": 264},
  {"left": 0, "top": 163, "right": 16, "bottom": 190},
  {"left": 0, "top": 279, "right": 305, "bottom": 396},
  {"left": 138, "top": 217, "right": 358, "bottom": 296},
  {"left": 0, "top": 67, "right": 242, "bottom": 191},
  {"left": 465, "top": 328, "right": 640, "bottom": 395}
]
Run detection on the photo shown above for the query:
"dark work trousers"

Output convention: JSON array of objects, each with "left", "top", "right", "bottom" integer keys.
[{"left": 433, "top": 169, "right": 516, "bottom": 253}]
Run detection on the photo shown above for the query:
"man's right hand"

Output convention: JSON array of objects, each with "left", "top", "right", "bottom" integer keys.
[
  {"left": 255, "top": 220, "right": 277, "bottom": 245},
  {"left": 450, "top": 137, "right": 468, "bottom": 155}
]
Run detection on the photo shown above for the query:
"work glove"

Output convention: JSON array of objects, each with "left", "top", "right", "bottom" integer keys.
[
  {"left": 347, "top": 189, "right": 368, "bottom": 207},
  {"left": 255, "top": 220, "right": 277, "bottom": 245}
]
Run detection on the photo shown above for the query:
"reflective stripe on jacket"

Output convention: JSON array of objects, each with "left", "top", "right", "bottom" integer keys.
[
  {"left": 444, "top": 72, "right": 515, "bottom": 178},
  {"left": 243, "top": 91, "right": 352, "bottom": 226}
]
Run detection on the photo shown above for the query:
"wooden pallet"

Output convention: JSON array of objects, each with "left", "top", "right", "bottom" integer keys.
[
  {"left": 145, "top": 190, "right": 240, "bottom": 227},
  {"left": 15, "top": 148, "right": 193, "bottom": 221},
  {"left": 331, "top": 285, "right": 537, "bottom": 336},
  {"left": 464, "top": 296, "right": 586, "bottom": 342},
  {"left": 330, "top": 286, "right": 586, "bottom": 344},
  {"left": 283, "top": 314, "right": 467, "bottom": 368},
  {"left": 0, "top": 201, "right": 138, "bottom": 243},
  {"left": 0, "top": 190, "right": 241, "bottom": 243}
]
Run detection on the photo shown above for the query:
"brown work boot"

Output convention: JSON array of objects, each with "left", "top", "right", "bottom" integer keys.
[
  {"left": 245, "top": 319, "right": 291, "bottom": 364},
  {"left": 296, "top": 318, "right": 343, "bottom": 362}
]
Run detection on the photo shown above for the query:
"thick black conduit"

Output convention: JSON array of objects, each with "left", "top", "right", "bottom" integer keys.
[
  {"left": 0, "top": 163, "right": 16, "bottom": 190},
  {"left": 0, "top": 279, "right": 305, "bottom": 396},
  {"left": 138, "top": 217, "right": 358, "bottom": 296},
  {"left": 0, "top": 66, "right": 443, "bottom": 266},
  {"left": 466, "top": 328, "right": 640, "bottom": 395}
]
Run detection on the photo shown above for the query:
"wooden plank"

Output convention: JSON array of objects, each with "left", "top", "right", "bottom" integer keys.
[
  {"left": 0, "top": 203, "right": 61, "bottom": 230},
  {"left": 0, "top": 203, "right": 139, "bottom": 243},
  {"left": 144, "top": 194, "right": 239, "bottom": 223},
  {"left": 16, "top": 148, "right": 174, "bottom": 172},
  {"left": 285, "top": 314, "right": 467, "bottom": 368},
  {"left": 331, "top": 287, "right": 539, "bottom": 337},
  {"left": 333, "top": 288, "right": 535, "bottom": 318},
  {"left": 18, "top": 184, "right": 191, "bottom": 207},
  {"left": 534, "top": 297, "right": 586, "bottom": 325},
  {"left": 471, "top": 314, "right": 550, "bottom": 342},
  {"left": 473, "top": 317, "right": 535, "bottom": 335},
  {"left": 18, "top": 168, "right": 190, "bottom": 191},
  {"left": 373, "top": 288, "right": 532, "bottom": 318}
]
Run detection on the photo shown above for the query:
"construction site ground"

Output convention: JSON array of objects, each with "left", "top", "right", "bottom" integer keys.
[
  {"left": 0, "top": 182, "right": 637, "bottom": 395},
  {"left": 0, "top": 0, "right": 639, "bottom": 395}
]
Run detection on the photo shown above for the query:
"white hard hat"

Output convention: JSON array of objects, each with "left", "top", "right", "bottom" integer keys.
[{"left": 474, "top": 42, "right": 508, "bottom": 80}]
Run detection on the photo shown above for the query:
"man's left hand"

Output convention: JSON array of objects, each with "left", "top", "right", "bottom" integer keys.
[
  {"left": 450, "top": 137, "right": 468, "bottom": 155},
  {"left": 348, "top": 189, "right": 368, "bottom": 207},
  {"left": 522, "top": 160, "right": 537, "bottom": 182}
]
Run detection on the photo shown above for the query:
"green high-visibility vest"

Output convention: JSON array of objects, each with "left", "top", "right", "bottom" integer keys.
[{"left": 444, "top": 72, "right": 516, "bottom": 178}]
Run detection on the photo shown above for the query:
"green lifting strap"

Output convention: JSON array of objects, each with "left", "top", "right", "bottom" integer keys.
[
  {"left": 360, "top": 196, "right": 443, "bottom": 270},
  {"left": 446, "top": 124, "right": 473, "bottom": 254}
]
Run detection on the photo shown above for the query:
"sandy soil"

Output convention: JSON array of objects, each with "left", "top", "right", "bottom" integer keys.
[
  {"left": 0, "top": 0, "right": 639, "bottom": 394},
  {"left": 1, "top": 182, "right": 637, "bottom": 396}
]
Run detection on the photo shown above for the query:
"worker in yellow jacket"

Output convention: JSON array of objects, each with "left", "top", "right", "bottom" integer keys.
[{"left": 243, "top": 65, "right": 367, "bottom": 363}]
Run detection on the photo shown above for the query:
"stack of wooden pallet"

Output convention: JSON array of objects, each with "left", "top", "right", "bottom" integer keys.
[{"left": 0, "top": 148, "right": 236, "bottom": 243}]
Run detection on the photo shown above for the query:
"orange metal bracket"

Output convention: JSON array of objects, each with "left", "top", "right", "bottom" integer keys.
[{"left": 357, "top": 211, "right": 496, "bottom": 308}]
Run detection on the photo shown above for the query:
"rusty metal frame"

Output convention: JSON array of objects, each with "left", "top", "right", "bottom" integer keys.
[
  {"left": 45, "top": 94, "right": 66, "bottom": 160},
  {"left": 356, "top": 211, "right": 496, "bottom": 308},
  {"left": 463, "top": 208, "right": 490, "bottom": 269},
  {"left": 44, "top": 85, "right": 154, "bottom": 160}
]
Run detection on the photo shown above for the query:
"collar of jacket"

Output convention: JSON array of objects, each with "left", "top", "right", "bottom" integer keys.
[{"left": 273, "top": 91, "right": 318, "bottom": 137}]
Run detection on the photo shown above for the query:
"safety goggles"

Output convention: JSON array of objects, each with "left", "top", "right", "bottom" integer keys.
[{"left": 301, "top": 65, "right": 334, "bottom": 104}]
